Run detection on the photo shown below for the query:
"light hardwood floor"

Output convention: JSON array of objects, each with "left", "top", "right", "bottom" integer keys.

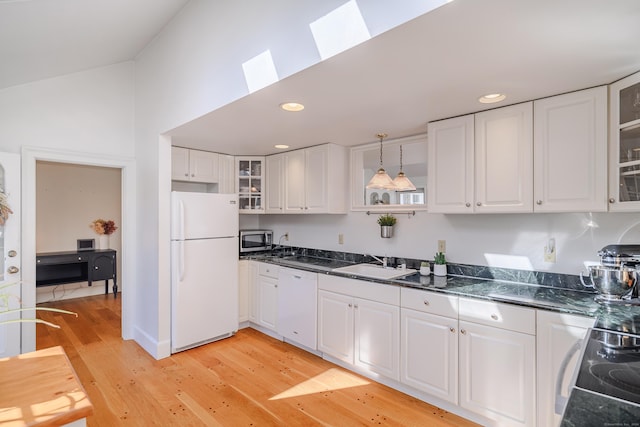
[{"left": 36, "top": 295, "right": 478, "bottom": 426}]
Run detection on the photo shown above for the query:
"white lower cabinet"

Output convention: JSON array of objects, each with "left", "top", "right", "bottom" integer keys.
[
  {"left": 536, "top": 310, "right": 594, "bottom": 427},
  {"left": 255, "top": 263, "right": 279, "bottom": 331},
  {"left": 458, "top": 298, "right": 536, "bottom": 427},
  {"left": 400, "top": 288, "right": 459, "bottom": 404},
  {"left": 277, "top": 267, "right": 317, "bottom": 349},
  {"left": 318, "top": 275, "right": 400, "bottom": 381},
  {"left": 238, "top": 260, "right": 250, "bottom": 323}
]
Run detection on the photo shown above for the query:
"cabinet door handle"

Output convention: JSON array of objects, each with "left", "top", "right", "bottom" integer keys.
[
  {"left": 354, "top": 304, "right": 358, "bottom": 309},
  {"left": 348, "top": 303, "right": 352, "bottom": 308},
  {"left": 476, "top": 202, "right": 482, "bottom": 207},
  {"left": 491, "top": 314, "right": 499, "bottom": 321},
  {"left": 609, "top": 198, "right": 615, "bottom": 204},
  {"left": 465, "top": 203, "right": 471, "bottom": 208},
  {"left": 294, "top": 275, "right": 302, "bottom": 279},
  {"left": 7, "top": 266, "right": 19, "bottom": 274},
  {"left": 460, "top": 329, "right": 467, "bottom": 335},
  {"left": 423, "top": 300, "right": 430, "bottom": 306},
  {"left": 95, "top": 266, "right": 99, "bottom": 270},
  {"left": 536, "top": 200, "right": 543, "bottom": 205},
  {"left": 449, "top": 327, "right": 456, "bottom": 333},
  {"left": 184, "top": 173, "right": 188, "bottom": 177}
]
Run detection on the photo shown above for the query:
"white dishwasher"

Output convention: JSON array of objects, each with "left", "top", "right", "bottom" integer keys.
[{"left": 277, "top": 267, "right": 318, "bottom": 350}]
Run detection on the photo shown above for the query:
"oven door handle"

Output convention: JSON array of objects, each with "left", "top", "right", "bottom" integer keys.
[{"left": 555, "top": 339, "right": 583, "bottom": 415}]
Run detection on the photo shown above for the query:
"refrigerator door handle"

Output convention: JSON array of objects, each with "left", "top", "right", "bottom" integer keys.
[
  {"left": 178, "top": 241, "right": 185, "bottom": 282},
  {"left": 177, "top": 199, "right": 185, "bottom": 241}
]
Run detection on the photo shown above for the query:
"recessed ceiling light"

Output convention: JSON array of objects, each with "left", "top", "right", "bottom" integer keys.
[
  {"left": 274, "top": 144, "right": 289, "bottom": 149},
  {"left": 280, "top": 102, "right": 305, "bottom": 112},
  {"left": 478, "top": 93, "right": 507, "bottom": 104}
]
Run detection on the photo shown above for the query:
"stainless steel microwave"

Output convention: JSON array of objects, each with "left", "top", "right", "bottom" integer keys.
[{"left": 239, "top": 229, "right": 273, "bottom": 253}]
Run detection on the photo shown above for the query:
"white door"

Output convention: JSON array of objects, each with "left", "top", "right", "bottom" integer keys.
[
  {"left": 427, "top": 115, "right": 475, "bottom": 213},
  {"left": 533, "top": 87, "right": 608, "bottom": 212},
  {"left": 354, "top": 298, "right": 400, "bottom": 381},
  {"left": 0, "top": 152, "right": 22, "bottom": 357},
  {"left": 318, "top": 290, "right": 354, "bottom": 364},
  {"left": 475, "top": 102, "right": 533, "bottom": 213},
  {"left": 304, "top": 145, "right": 328, "bottom": 213},
  {"left": 459, "top": 321, "right": 536, "bottom": 427},
  {"left": 257, "top": 275, "right": 278, "bottom": 331},
  {"left": 401, "top": 309, "right": 458, "bottom": 404}
]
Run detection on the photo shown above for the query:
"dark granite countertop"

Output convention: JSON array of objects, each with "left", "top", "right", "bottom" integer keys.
[{"left": 244, "top": 252, "right": 640, "bottom": 422}]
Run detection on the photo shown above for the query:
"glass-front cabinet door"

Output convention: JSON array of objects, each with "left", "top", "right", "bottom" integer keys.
[
  {"left": 236, "top": 156, "right": 265, "bottom": 213},
  {"left": 610, "top": 71, "right": 640, "bottom": 211}
]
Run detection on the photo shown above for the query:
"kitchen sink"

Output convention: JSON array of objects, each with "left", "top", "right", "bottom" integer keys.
[{"left": 332, "top": 263, "right": 417, "bottom": 280}]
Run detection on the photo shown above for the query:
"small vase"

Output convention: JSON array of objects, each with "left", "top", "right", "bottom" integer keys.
[
  {"left": 98, "top": 234, "right": 110, "bottom": 249},
  {"left": 433, "top": 264, "right": 447, "bottom": 277},
  {"left": 420, "top": 265, "right": 431, "bottom": 276},
  {"left": 380, "top": 226, "right": 394, "bottom": 238}
]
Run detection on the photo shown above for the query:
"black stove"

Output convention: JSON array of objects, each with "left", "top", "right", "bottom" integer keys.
[{"left": 575, "top": 328, "right": 640, "bottom": 406}]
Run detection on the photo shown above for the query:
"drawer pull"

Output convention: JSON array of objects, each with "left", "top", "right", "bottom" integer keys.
[
  {"left": 449, "top": 327, "right": 456, "bottom": 333},
  {"left": 7, "top": 266, "right": 19, "bottom": 274},
  {"left": 491, "top": 314, "right": 499, "bottom": 321},
  {"left": 423, "top": 300, "right": 430, "bottom": 306}
]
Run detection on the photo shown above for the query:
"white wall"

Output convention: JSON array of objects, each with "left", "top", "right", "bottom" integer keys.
[
  {"left": 257, "top": 211, "right": 640, "bottom": 275},
  {"left": 35, "top": 161, "right": 122, "bottom": 302},
  {"left": 0, "top": 62, "right": 136, "bottom": 352},
  {"left": 0, "top": 62, "right": 135, "bottom": 156},
  {"left": 135, "top": 0, "right": 442, "bottom": 358}
]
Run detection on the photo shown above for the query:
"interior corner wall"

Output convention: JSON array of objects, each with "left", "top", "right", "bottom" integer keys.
[
  {"left": 134, "top": 1, "right": 439, "bottom": 358},
  {"left": 35, "top": 161, "right": 122, "bottom": 302}
]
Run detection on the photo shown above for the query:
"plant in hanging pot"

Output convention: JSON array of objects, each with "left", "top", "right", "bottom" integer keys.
[
  {"left": 433, "top": 252, "right": 447, "bottom": 276},
  {"left": 377, "top": 214, "right": 396, "bottom": 238}
]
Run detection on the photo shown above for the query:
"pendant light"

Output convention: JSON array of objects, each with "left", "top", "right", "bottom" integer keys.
[
  {"left": 392, "top": 144, "right": 416, "bottom": 191},
  {"left": 366, "top": 133, "right": 396, "bottom": 190}
]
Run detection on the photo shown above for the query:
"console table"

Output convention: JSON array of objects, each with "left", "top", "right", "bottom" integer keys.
[{"left": 36, "top": 249, "right": 118, "bottom": 297}]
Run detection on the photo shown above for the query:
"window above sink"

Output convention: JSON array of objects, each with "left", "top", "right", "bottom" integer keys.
[{"left": 351, "top": 134, "right": 427, "bottom": 211}]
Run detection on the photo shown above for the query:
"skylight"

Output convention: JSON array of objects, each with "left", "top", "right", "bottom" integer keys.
[
  {"left": 242, "top": 50, "right": 279, "bottom": 93},
  {"left": 310, "top": 0, "right": 371, "bottom": 60}
]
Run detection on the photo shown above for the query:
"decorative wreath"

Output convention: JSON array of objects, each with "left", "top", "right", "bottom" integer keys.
[{"left": 0, "top": 190, "right": 12, "bottom": 226}]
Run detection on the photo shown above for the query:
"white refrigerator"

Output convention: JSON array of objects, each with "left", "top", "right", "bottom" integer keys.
[{"left": 170, "top": 191, "right": 239, "bottom": 353}]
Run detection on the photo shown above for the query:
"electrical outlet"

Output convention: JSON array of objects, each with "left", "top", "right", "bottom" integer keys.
[
  {"left": 438, "top": 240, "right": 446, "bottom": 253},
  {"left": 284, "top": 232, "right": 289, "bottom": 241},
  {"left": 338, "top": 233, "right": 344, "bottom": 245},
  {"left": 544, "top": 238, "right": 556, "bottom": 263}
]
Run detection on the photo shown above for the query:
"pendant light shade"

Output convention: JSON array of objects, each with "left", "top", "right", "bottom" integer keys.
[
  {"left": 366, "top": 133, "right": 396, "bottom": 190},
  {"left": 392, "top": 144, "right": 416, "bottom": 191}
]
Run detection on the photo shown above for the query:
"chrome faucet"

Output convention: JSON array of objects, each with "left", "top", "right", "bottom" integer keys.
[{"left": 366, "top": 254, "right": 387, "bottom": 268}]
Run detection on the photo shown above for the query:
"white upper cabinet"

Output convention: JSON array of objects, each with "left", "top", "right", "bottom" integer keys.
[
  {"left": 428, "top": 103, "right": 533, "bottom": 213},
  {"left": 475, "top": 102, "right": 533, "bottom": 213},
  {"left": 283, "top": 143, "right": 348, "bottom": 214},
  {"left": 171, "top": 146, "right": 220, "bottom": 184},
  {"left": 237, "top": 156, "right": 265, "bottom": 213},
  {"left": 265, "top": 154, "right": 284, "bottom": 213},
  {"left": 171, "top": 146, "right": 220, "bottom": 183},
  {"left": 218, "top": 154, "right": 236, "bottom": 194},
  {"left": 427, "top": 115, "right": 475, "bottom": 213},
  {"left": 609, "top": 71, "right": 640, "bottom": 211},
  {"left": 534, "top": 86, "right": 608, "bottom": 212}
]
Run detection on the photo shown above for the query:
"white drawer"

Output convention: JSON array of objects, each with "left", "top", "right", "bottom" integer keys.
[
  {"left": 459, "top": 297, "right": 535, "bottom": 335},
  {"left": 258, "top": 262, "right": 279, "bottom": 279},
  {"left": 401, "top": 287, "right": 458, "bottom": 318},
  {"left": 318, "top": 274, "right": 400, "bottom": 305}
]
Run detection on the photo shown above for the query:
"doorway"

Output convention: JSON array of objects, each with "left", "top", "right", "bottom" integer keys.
[
  {"left": 35, "top": 161, "right": 122, "bottom": 303},
  {"left": 21, "top": 148, "right": 136, "bottom": 354}
]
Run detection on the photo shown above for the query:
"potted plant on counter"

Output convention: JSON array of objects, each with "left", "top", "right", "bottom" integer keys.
[
  {"left": 377, "top": 214, "right": 397, "bottom": 238},
  {"left": 433, "top": 252, "right": 447, "bottom": 276}
]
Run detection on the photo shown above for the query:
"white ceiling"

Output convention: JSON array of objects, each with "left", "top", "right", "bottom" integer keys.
[
  {"left": 0, "top": 0, "right": 189, "bottom": 90},
  {"left": 168, "top": 0, "right": 640, "bottom": 155},
  {"left": 2, "top": 0, "right": 640, "bottom": 157}
]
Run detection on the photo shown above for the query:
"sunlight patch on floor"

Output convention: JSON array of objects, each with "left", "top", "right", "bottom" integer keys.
[{"left": 269, "top": 368, "right": 370, "bottom": 400}]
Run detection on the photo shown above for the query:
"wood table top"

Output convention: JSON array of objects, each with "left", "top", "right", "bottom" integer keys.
[{"left": 0, "top": 345, "right": 93, "bottom": 426}]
